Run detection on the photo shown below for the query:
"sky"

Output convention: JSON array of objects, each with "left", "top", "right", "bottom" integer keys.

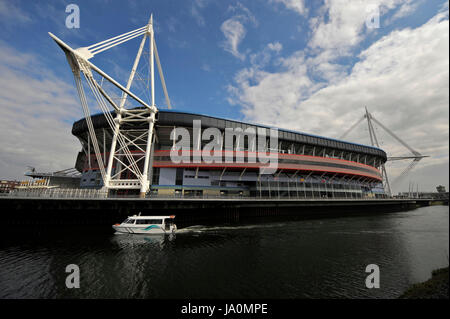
[{"left": 0, "top": 0, "right": 448, "bottom": 194}]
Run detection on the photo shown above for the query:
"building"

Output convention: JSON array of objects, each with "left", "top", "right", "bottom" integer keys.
[
  {"left": 1, "top": 169, "right": 81, "bottom": 195},
  {"left": 397, "top": 188, "right": 449, "bottom": 200},
  {"left": 0, "top": 180, "right": 20, "bottom": 194},
  {"left": 21, "top": 167, "right": 82, "bottom": 189},
  {"left": 71, "top": 110, "right": 388, "bottom": 199},
  {"left": 436, "top": 185, "right": 446, "bottom": 193}
]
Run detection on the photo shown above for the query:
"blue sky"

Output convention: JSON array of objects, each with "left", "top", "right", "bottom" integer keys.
[
  {"left": 0, "top": 0, "right": 448, "bottom": 192},
  {"left": 1, "top": 0, "right": 444, "bottom": 119}
]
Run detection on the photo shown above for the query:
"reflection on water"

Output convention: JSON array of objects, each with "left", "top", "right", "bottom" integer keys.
[
  {"left": 0, "top": 205, "right": 448, "bottom": 299},
  {"left": 111, "top": 233, "right": 175, "bottom": 247}
]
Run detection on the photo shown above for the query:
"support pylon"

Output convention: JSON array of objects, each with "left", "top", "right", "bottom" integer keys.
[
  {"left": 338, "top": 107, "right": 429, "bottom": 196},
  {"left": 49, "top": 14, "right": 171, "bottom": 198}
]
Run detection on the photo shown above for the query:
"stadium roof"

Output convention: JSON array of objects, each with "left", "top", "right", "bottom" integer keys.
[{"left": 160, "top": 109, "right": 385, "bottom": 152}]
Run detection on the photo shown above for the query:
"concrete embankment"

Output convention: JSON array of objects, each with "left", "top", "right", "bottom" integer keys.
[{"left": 0, "top": 196, "right": 431, "bottom": 227}]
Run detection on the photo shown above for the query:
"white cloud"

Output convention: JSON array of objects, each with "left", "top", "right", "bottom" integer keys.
[
  {"left": 308, "top": 0, "right": 405, "bottom": 52},
  {"left": 191, "top": 0, "right": 209, "bottom": 27},
  {"left": 271, "top": 0, "right": 307, "bottom": 16},
  {"left": 166, "top": 16, "right": 179, "bottom": 32},
  {"left": 388, "top": 0, "right": 423, "bottom": 23},
  {"left": 227, "top": 1, "right": 258, "bottom": 26},
  {"left": 229, "top": 9, "right": 449, "bottom": 192},
  {"left": 221, "top": 18, "right": 247, "bottom": 60},
  {"left": 220, "top": 3, "right": 258, "bottom": 61},
  {"left": 0, "top": 43, "right": 82, "bottom": 180},
  {"left": 248, "top": 42, "right": 283, "bottom": 69},
  {"left": 267, "top": 42, "right": 283, "bottom": 53},
  {"left": 0, "top": 0, "right": 31, "bottom": 25},
  {"left": 201, "top": 63, "right": 211, "bottom": 72}
]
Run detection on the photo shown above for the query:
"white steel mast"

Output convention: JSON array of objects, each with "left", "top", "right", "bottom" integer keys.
[
  {"left": 49, "top": 14, "right": 171, "bottom": 197},
  {"left": 339, "top": 107, "right": 428, "bottom": 196}
]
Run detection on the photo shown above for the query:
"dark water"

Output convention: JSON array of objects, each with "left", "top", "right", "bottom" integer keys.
[{"left": 0, "top": 206, "right": 448, "bottom": 299}]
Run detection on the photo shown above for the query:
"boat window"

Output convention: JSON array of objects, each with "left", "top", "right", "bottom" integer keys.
[
  {"left": 124, "top": 219, "right": 135, "bottom": 224},
  {"left": 135, "top": 219, "right": 163, "bottom": 224}
]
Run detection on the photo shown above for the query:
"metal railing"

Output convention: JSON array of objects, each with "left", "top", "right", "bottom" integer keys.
[
  {"left": 143, "top": 193, "right": 387, "bottom": 201},
  {"left": 2, "top": 187, "right": 394, "bottom": 201},
  {"left": 8, "top": 188, "right": 108, "bottom": 199}
]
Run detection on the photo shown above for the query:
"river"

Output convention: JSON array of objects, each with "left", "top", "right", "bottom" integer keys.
[{"left": 0, "top": 205, "right": 448, "bottom": 298}]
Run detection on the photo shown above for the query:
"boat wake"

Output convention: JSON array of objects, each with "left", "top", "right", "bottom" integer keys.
[{"left": 176, "top": 222, "right": 289, "bottom": 234}]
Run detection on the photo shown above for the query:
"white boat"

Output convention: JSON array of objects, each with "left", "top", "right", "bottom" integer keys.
[{"left": 112, "top": 214, "right": 177, "bottom": 235}]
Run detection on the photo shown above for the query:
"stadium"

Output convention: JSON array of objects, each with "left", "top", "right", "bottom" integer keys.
[
  {"left": 71, "top": 109, "right": 388, "bottom": 199},
  {"left": 47, "top": 17, "right": 388, "bottom": 200}
]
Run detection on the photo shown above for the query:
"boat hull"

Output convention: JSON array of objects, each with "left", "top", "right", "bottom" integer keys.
[{"left": 112, "top": 225, "right": 175, "bottom": 235}]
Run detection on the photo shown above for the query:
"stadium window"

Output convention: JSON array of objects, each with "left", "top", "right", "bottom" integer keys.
[{"left": 176, "top": 168, "right": 183, "bottom": 185}]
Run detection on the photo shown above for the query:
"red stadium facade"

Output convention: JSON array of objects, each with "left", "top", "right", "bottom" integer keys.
[{"left": 72, "top": 110, "right": 388, "bottom": 199}]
